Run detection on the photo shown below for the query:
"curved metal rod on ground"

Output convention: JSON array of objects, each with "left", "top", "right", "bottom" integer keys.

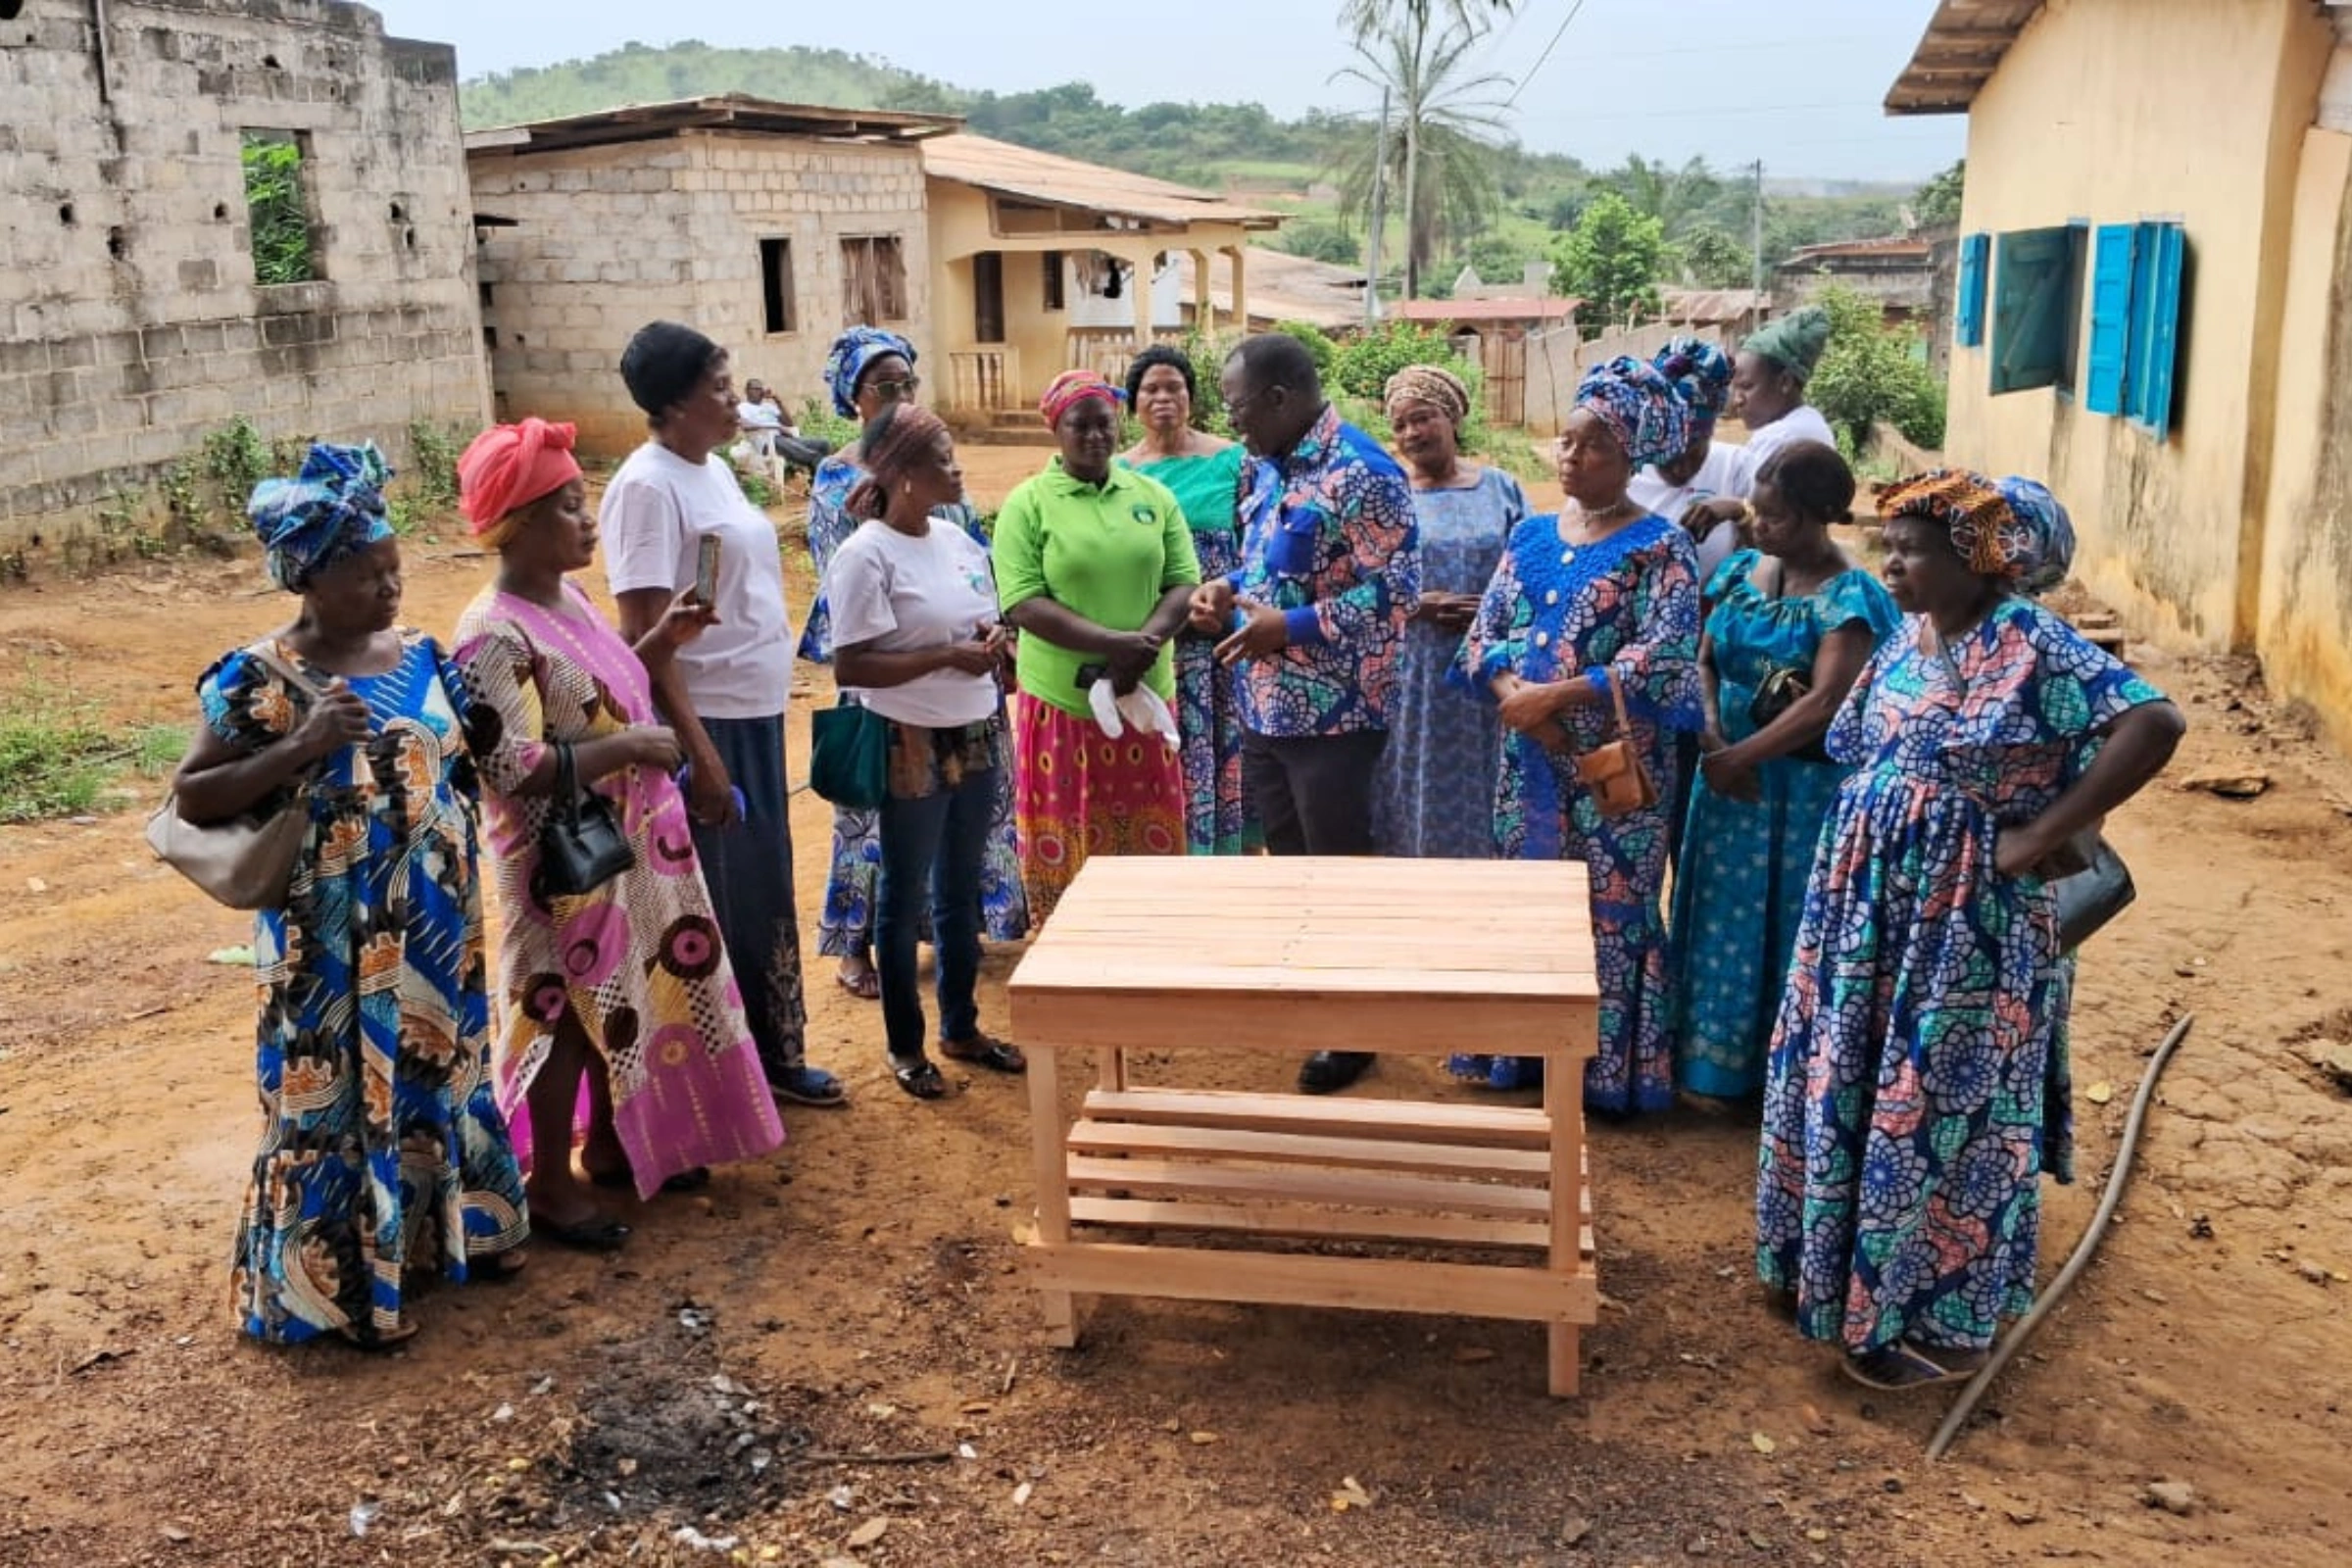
[{"left": 1926, "top": 1011, "right": 2196, "bottom": 1462}]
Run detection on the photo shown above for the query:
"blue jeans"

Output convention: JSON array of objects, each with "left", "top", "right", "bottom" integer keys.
[{"left": 876, "top": 763, "right": 997, "bottom": 1061}]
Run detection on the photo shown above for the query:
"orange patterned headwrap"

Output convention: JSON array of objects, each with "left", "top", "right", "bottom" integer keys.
[
  {"left": 1039, "top": 368, "right": 1123, "bottom": 429},
  {"left": 1877, "top": 467, "right": 2041, "bottom": 581},
  {"left": 458, "top": 417, "right": 582, "bottom": 543}
]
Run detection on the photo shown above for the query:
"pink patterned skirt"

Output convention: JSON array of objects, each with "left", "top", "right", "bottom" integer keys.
[{"left": 1012, "top": 693, "right": 1184, "bottom": 927}]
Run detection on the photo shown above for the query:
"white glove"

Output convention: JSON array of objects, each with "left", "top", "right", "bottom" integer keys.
[
  {"left": 1114, "top": 684, "right": 1179, "bottom": 747},
  {"left": 1087, "top": 676, "right": 1126, "bottom": 738}
]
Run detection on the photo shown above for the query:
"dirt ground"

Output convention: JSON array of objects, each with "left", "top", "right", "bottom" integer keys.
[{"left": 2, "top": 444, "right": 2348, "bottom": 1567}]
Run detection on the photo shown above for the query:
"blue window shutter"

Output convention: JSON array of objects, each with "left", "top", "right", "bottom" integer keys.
[
  {"left": 1989, "top": 227, "right": 2074, "bottom": 394},
  {"left": 2082, "top": 224, "right": 2137, "bottom": 415},
  {"left": 1955, "top": 233, "right": 1989, "bottom": 348},
  {"left": 2128, "top": 221, "right": 2186, "bottom": 441}
]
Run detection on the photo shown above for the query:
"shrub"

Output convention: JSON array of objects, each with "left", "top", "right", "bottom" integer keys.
[{"left": 1805, "top": 283, "right": 1946, "bottom": 455}]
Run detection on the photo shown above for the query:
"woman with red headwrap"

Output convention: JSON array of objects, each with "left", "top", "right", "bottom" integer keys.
[
  {"left": 452, "top": 418, "right": 784, "bottom": 1244},
  {"left": 994, "top": 369, "right": 1200, "bottom": 924}
]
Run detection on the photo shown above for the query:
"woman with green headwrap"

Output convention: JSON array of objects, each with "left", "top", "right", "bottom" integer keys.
[{"left": 1729, "top": 306, "right": 1838, "bottom": 471}]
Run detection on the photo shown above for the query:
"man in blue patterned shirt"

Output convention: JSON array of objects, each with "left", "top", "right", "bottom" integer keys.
[{"left": 1189, "top": 333, "right": 1420, "bottom": 1093}]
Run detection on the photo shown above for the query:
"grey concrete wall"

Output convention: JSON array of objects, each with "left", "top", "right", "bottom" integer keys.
[
  {"left": 0, "top": 0, "right": 488, "bottom": 555},
  {"left": 467, "top": 131, "right": 930, "bottom": 457}
]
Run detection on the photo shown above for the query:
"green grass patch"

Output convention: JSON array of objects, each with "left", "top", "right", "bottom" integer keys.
[{"left": 0, "top": 675, "right": 185, "bottom": 823}]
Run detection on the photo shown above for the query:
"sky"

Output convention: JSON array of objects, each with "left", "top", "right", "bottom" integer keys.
[{"left": 369, "top": 0, "right": 1965, "bottom": 184}]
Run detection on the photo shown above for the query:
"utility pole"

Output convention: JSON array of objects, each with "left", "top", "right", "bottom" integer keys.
[
  {"left": 1749, "top": 159, "right": 1766, "bottom": 297},
  {"left": 1365, "top": 86, "right": 1391, "bottom": 326}
]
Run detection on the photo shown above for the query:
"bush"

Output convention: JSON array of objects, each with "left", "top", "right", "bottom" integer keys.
[
  {"left": 1270, "top": 320, "right": 1339, "bottom": 388},
  {"left": 1805, "top": 283, "right": 1947, "bottom": 455},
  {"left": 1329, "top": 321, "right": 1464, "bottom": 401}
]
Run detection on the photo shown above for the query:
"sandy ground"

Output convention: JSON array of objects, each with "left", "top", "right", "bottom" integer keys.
[{"left": 1, "top": 443, "right": 2348, "bottom": 1566}]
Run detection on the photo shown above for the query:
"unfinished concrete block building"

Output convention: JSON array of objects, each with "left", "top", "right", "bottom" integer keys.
[{"left": 0, "top": 0, "right": 488, "bottom": 555}]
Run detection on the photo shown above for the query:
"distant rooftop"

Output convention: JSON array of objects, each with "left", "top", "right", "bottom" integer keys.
[
  {"left": 1782, "top": 234, "right": 1936, "bottom": 265},
  {"left": 1391, "top": 297, "right": 1579, "bottom": 326},
  {"left": 1885, "top": 0, "right": 2043, "bottom": 116},
  {"left": 464, "top": 93, "right": 960, "bottom": 155}
]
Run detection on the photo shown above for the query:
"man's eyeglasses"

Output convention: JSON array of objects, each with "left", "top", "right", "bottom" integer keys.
[
  {"left": 869, "top": 375, "right": 921, "bottom": 401},
  {"left": 1226, "top": 384, "right": 1281, "bottom": 424}
]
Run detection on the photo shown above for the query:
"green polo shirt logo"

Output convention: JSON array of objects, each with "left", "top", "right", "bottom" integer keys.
[{"left": 1130, "top": 505, "right": 1157, "bottom": 526}]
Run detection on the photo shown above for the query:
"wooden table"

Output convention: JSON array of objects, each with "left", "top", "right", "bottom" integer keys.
[{"left": 1007, "top": 856, "right": 1601, "bottom": 1396}]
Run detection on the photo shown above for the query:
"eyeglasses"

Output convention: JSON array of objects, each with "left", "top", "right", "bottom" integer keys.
[
  {"left": 868, "top": 375, "right": 920, "bottom": 401},
  {"left": 1225, "top": 385, "right": 1280, "bottom": 424}
]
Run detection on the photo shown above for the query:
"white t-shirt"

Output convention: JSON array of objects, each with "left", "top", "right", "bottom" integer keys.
[
  {"left": 1738, "top": 403, "right": 1838, "bottom": 475},
  {"left": 1630, "top": 443, "right": 1748, "bottom": 582},
  {"left": 823, "top": 518, "right": 1002, "bottom": 727},
  {"left": 737, "top": 400, "right": 786, "bottom": 433},
  {"left": 600, "top": 442, "right": 794, "bottom": 720}
]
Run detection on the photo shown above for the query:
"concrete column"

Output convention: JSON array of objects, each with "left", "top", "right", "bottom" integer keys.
[
  {"left": 1130, "top": 245, "right": 1158, "bottom": 353},
  {"left": 1192, "top": 247, "right": 1212, "bottom": 335},
  {"left": 1228, "top": 245, "right": 1249, "bottom": 336}
]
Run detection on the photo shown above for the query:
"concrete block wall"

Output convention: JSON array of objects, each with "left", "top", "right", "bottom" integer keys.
[
  {"left": 0, "top": 0, "right": 489, "bottom": 555},
  {"left": 469, "top": 132, "right": 929, "bottom": 457}
]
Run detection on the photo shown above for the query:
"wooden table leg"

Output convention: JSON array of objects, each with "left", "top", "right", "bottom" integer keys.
[
  {"left": 1545, "top": 1038, "right": 1589, "bottom": 1397},
  {"left": 1026, "top": 1040, "right": 1077, "bottom": 1348}
]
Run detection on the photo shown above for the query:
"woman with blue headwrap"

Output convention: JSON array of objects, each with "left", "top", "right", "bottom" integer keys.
[
  {"left": 802, "top": 327, "right": 1027, "bottom": 999},
  {"left": 1449, "top": 359, "right": 1704, "bottom": 1114},
  {"left": 1756, "top": 469, "right": 2182, "bottom": 1390},
  {"left": 171, "top": 442, "right": 529, "bottom": 1346},
  {"left": 1630, "top": 336, "right": 1749, "bottom": 582}
]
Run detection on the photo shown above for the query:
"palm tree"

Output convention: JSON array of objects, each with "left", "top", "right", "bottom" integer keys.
[
  {"left": 1339, "top": 0, "right": 1516, "bottom": 36},
  {"left": 1333, "top": 13, "right": 1512, "bottom": 298}
]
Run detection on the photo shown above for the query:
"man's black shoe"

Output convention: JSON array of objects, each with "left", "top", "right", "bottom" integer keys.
[{"left": 1298, "top": 1051, "right": 1374, "bottom": 1095}]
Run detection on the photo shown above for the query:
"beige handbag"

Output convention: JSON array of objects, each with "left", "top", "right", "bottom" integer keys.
[
  {"left": 143, "top": 642, "right": 324, "bottom": 910},
  {"left": 1573, "top": 676, "right": 1659, "bottom": 820}
]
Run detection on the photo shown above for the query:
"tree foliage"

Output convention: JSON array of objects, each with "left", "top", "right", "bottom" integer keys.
[
  {"left": 1914, "top": 159, "right": 1966, "bottom": 229},
  {"left": 1805, "top": 283, "right": 1946, "bottom": 455},
  {"left": 1670, "top": 225, "right": 1752, "bottom": 290},
  {"left": 1549, "top": 192, "right": 1664, "bottom": 334},
  {"left": 240, "top": 137, "right": 314, "bottom": 286}
]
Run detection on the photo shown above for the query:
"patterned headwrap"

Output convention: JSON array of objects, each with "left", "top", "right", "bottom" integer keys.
[
  {"left": 1651, "top": 336, "right": 1733, "bottom": 435},
  {"left": 1383, "top": 364, "right": 1472, "bottom": 427},
  {"left": 1572, "top": 357, "right": 1692, "bottom": 470},
  {"left": 1993, "top": 475, "right": 2078, "bottom": 597},
  {"left": 1742, "top": 306, "right": 1833, "bottom": 382},
  {"left": 246, "top": 441, "right": 395, "bottom": 592},
  {"left": 823, "top": 326, "right": 918, "bottom": 419},
  {"left": 845, "top": 403, "right": 952, "bottom": 521},
  {"left": 1039, "top": 368, "right": 1123, "bottom": 429},
  {"left": 457, "top": 417, "right": 582, "bottom": 546},
  {"left": 1878, "top": 467, "right": 2050, "bottom": 583}
]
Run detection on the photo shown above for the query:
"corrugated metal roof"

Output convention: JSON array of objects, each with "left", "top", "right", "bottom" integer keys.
[
  {"left": 1783, "top": 234, "right": 1936, "bottom": 263},
  {"left": 1656, "top": 287, "right": 1769, "bottom": 324},
  {"left": 1885, "top": 0, "right": 2044, "bottom": 116},
  {"left": 1391, "top": 297, "right": 1579, "bottom": 324},
  {"left": 921, "top": 133, "right": 1285, "bottom": 231},
  {"left": 463, "top": 93, "right": 960, "bottom": 155}
]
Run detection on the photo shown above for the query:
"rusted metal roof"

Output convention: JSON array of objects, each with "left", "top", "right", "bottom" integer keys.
[
  {"left": 1391, "top": 296, "right": 1580, "bottom": 325},
  {"left": 921, "top": 133, "right": 1285, "bottom": 232},
  {"left": 1885, "top": 0, "right": 2044, "bottom": 116},
  {"left": 1656, "top": 287, "right": 1769, "bottom": 324},
  {"left": 463, "top": 93, "right": 960, "bottom": 155},
  {"left": 1782, "top": 234, "right": 1936, "bottom": 264}
]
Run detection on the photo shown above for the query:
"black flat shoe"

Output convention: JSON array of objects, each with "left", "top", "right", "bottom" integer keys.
[
  {"left": 1298, "top": 1051, "right": 1375, "bottom": 1095},
  {"left": 536, "top": 1214, "right": 631, "bottom": 1251},
  {"left": 589, "top": 1165, "right": 710, "bottom": 1194}
]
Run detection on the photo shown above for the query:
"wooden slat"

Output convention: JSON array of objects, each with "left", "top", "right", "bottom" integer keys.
[
  {"left": 1063, "top": 1154, "right": 1549, "bottom": 1216},
  {"left": 1012, "top": 992, "right": 1594, "bottom": 1058},
  {"left": 1026, "top": 1241, "right": 1598, "bottom": 1323},
  {"left": 1067, "top": 1195, "right": 1556, "bottom": 1250},
  {"left": 1080, "top": 1087, "right": 1554, "bottom": 1148},
  {"left": 1011, "top": 958, "right": 1596, "bottom": 996},
  {"left": 1067, "top": 1118, "right": 1550, "bottom": 1178}
]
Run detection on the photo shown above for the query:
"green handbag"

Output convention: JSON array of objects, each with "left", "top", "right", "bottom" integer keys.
[{"left": 808, "top": 697, "right": 890, "bottom": 809}]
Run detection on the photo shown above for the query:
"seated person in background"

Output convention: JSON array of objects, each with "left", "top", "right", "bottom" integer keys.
[{"left": 730, "top": 379, "right": 797, "bottom": 487}]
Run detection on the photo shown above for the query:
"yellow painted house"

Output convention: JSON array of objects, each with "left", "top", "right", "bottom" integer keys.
[{"left": 1891, "top": 0, "right": 2352, "bottom": 751}]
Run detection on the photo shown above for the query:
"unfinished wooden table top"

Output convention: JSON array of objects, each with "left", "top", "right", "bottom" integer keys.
[{"left": 1009, "top": 857, "right": 1598, "bottom": 1057}]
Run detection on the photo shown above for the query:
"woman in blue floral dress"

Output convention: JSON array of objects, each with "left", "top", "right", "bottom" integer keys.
[
  {"left": 803, "top": 329, "right": 1027, "bottom": 995},
  {"left": 1374, "top": 365, "right": 1527, "bottom": 858},
  {"left": 172, "top": 444, "right": 528, "bottom": 1346},
  {"left": 1755, "top": 470, "right": 2183, "bottom": 1390},
  {"left": 1671, "top": 442, "right": 1897, "bottom": 1102},
  {"left": 1452, "top": 359, "right": 1702, "bottom": 1113}
]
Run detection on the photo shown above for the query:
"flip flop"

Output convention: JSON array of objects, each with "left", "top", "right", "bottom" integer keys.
[
  {"left": 1839, "top": 1342, "right": 1973, "bottom": 1391},
  {"left": 771, "top": 1065, "right": 850, "bottom": 1107},
  {"left": 588, "top": 1166, "right": 710, "bottom": 1194},
  {"left": 890, "top": 1055, "right": 950, "bottom": 1100},
  {"left": 835, "top": 967, "right": 882, "bottom": 1002},
  {"left": 536, "top": 1213, "right": 632, "bottom": 1251},
  {"left": 940, "top": 1035, "right": 1026, "bottom": 1074}
]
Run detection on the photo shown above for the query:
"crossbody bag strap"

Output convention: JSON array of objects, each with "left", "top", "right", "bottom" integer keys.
[{"left": 1608, "top": 668, "right": 1635, "bottom": 740}]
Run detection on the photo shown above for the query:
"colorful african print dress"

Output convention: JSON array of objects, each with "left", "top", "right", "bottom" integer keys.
[
  {"left": 803, "top": 458, "right": 1027, "bottom": 954},
  {"left": 454, "top": 584, "right": 784, "bottom": 1200},
  {"left": 1755, "top": 599, "right": 2166, "bottom": 1357},
  {"left": 1374, "top": 466, "right": 1526, "bottom": 858},
  {"left": 1451, "top": 513, "right": 1701, "bottom": 1113},
  {"left": 201, "top": 630, "right": 527, "bottom": 1347},
  {"left": 1670, "top": 551, "right": 1898, "bottom": 1099},
  {"left": 1130, "top": 445, "right": 1258, "bottom": 856}
]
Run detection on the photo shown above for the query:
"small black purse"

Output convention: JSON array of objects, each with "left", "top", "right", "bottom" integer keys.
[
  {"left": 533, "top": 740, "right": 634, "bottom": 902},
  {"left": 1748, "top": 666, "right": 1832, "bottom": 764}
]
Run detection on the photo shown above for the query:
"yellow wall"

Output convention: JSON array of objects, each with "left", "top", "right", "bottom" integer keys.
[
  {"left": 2256, "top": 127, "right": 2352, "bottom": 756},
  {"left": 1943, "top": 0, "right": 2330, "bottom": 648}
]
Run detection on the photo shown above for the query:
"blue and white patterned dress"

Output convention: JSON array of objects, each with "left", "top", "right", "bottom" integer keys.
[
  {"left": 1755, "top": 599, "right": 2166, "bottom": 1356},
  {"left": 1374, "top": 466, "right": 1527, "bottom": 858},
  {"left": 1670, "top": 551, "right": 1898, "bottom": 1098},
  {"left": 802, "top": 458, "right": 1028, "bottom": 954},
  {"left": 1451, "top": 512, "right": 1701, "bottom": 1112}
]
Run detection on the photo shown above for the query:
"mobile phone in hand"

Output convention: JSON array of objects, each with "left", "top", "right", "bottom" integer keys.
[{"left": 694, "top": 534, "right": 721, "bottom": 606}]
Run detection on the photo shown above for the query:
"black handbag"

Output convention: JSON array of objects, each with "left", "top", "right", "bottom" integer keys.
[
  {"left": 2047, "top": 827, "right": 2136, "bottom": 952},
  {"left": 533, "top": 740, "right": 633, "bottom": 901},
  {"left": 1748, "top": 666, "right": 1833, "bottom": 764}
]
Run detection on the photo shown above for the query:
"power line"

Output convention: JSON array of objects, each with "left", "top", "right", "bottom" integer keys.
[{"left": 1504, "top": 0, "right": 1590, "bottom": 109}]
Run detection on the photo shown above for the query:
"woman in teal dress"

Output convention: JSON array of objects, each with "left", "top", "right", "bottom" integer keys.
[
  {"left": 1671, "top": 442, "right": 1897, "bottom": 1101},
  {"left": 1120, "top": 345, "right": 1256, "bottom": 855},
  {"left": 171, "top": 444, "right": 528, "bottom": 1347}
]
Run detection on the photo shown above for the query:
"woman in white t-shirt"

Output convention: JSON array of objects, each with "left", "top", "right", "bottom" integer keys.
[
  {"left": 1628, "top": 336, "right": 1746, "bottom": 585},
  {"left": 822, "top": 404, "right": 1022, "bottom": 1102},
  {"left": 603, "top": 320, "right": 846, "bottom": 1111},
  {"left": 1674, "top": 309, "right": 1842, "bottom": 586}
]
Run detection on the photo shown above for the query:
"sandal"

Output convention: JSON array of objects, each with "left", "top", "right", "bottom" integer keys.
[
  {"left": 891, "top": 1054, "right": 951, "bottom": 1100},
  {"left": 589, "top": 1165, "right": 710, "bottom": 1194},
  {"left": 940, "top": 1035, "right": 1026, "bottom": 1074},
  {"left": 771, "top": 1064, "right": 850, "bottom": 1108},
  {"left": 535, "top": 1213, "right": 632, "bottom": 1251},
  {"left": 1839, "top": 1341, "right": 1975, "bottom": 1391},
  {"left": 835, "top": 965, "right": 881, "bottom": 1002}
]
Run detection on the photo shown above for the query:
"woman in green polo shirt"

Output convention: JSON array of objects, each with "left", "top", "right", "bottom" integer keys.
[{"left": 996, "top": 369, "right": 1202, "bottom": 924}]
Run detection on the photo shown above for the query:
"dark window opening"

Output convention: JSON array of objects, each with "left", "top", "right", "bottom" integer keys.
[
  {"left": 760, "top": 237, "right": 797, "bottom": 334},
  {"left": 840, "top": 234, "right": 908, "bottom": 323},
  {"left": 106, "top": 226, "right": 126, "bottom": 260},
  {"left": 1042, "top": 249, "right": 1065, "bottom": 312},
  {"left": 240, "top": 128, "right": 320, "bottom": 285},
  {"left": 974, "top": 251, "right": 1005, "bottom": 344},
  {"left": 483, "top": 324, "right": 497, "bottom": 351},
  {"left": 479, "top": 280, "right": 494, "bottom": 309},
  {"left": 58, "top": 202, "right": 74, "bottom": 226}
]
